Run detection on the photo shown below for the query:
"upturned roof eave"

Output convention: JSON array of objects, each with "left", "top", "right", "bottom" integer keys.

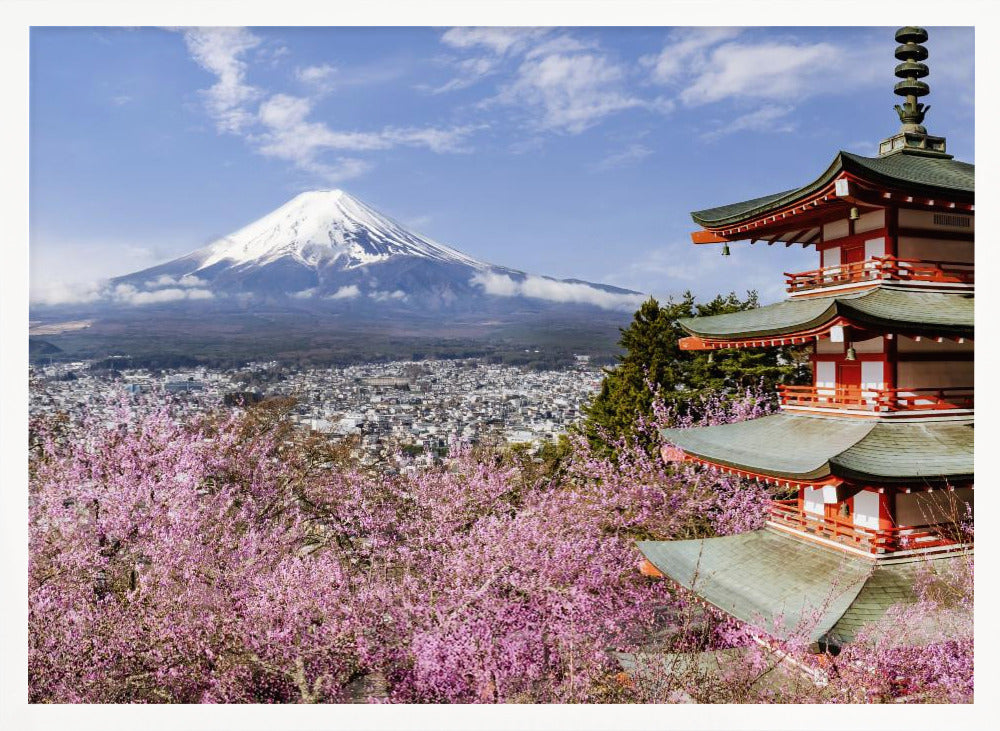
[
  {"left": 690, "top": 152, "right": 848, "bottom": 229},
  {"left": 675, "top": 287, "right": 974, "bottom": 342},
  {"left": 659, "top": 413, "right": 974, "bottom": 485},
  {"left": 690, "top": 151, "right": 975, "bottom": 230},
  {"left": 636, "top": 531, "right": 963, "bottom": 647}
]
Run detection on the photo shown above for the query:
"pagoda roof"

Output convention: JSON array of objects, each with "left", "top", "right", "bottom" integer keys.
[
  {"left": 677, "top": 286, "right": 973, "bottom": 342},
  {"left": 659, "top": 413, "right": 973, "bottom": 485},
  {"left": 637, "top": 529, "right": 966, "bottom": 648},
  {"left": 691, "top": 150, "right": 975, "bottom": 229}
]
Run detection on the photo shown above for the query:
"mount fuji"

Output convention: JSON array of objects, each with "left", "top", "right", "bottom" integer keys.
[
  {"left": 108, "top": 190, "right": 644, "bottom": 312},
  {"left": 31, "top": 191, "right": 647, "bottom": 363}
]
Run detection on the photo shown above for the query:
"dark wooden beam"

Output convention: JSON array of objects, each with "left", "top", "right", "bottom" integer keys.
[{"left": 897, "top": 227, "right": 974, "bottom": 242}]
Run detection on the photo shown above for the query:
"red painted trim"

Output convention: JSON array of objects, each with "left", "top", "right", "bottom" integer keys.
[
  {"left": 887, "top": 205, "right": 898, "bottom": 258},
  {"left": 696, "top": 171, "right": 973, "bottom": 242},
  {"left": 691, "top": 230, "right": 729, "bottom": 244},
  {"left": 668, "top": 452, "right": 843, "bottom": 489},
  {"left": 886, "top": 334, "right": 898, "bottom": 390},
  {"left": 785, "top": 256, "right": 973, "bottom": 293},
  {"left": 810, "top": 351, "right": 887, "bottom": 364},
  {"left": 639, "top": 559, "right": 665, "bottom": 579}
]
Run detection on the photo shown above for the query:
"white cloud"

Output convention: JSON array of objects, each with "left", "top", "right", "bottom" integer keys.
[
  {"left": 678, "top": 40, "right": 838, "bottom": 106},
  {"left": 327, "top": 285, "right": 360, "bottom": 300},
  {"left": 440, "top": 27, "right": 547, "bottom": 56},
  {"left": 183, "top": 27, "right": 263, "bottom": 134},
  {"left": 591, "top": 143, "right": 653, "bottom": 171},
  {"left": 523, "top": 35, "right": 596, "bottom": 59},
  {"left": 296, "top": 63, "right": 337, "bottom": 86},
  {"left": 494, "top": 51, "right": 648, "bottom": 134},
  {"left": 637, "top": 28, "right": 909, "bottom": 142},
  {"left": 30, "top": 280, "right": 104, "bottom": 306},
  {"left": 471, "top": 271, "right": 644, "bottom": 311},
  {"left": 641, "top": 28, "right": 742, "bottom": 85},
  {"left": 110, "top": 283, "right": 215, "bottom": 305},
  {"left": 429, "top": 57, "right": 499, "bottom": 94},
  {"left": 291, "top": 287, "right": 317, "bottom": 299},
  {"left": 432, "top": 29, "right": 551, "bottom": 94},
  {"left": 252, "top": 92, "right": 477, "bottom": 181},
  {"left": 699, "top": 104, "right": 796, "bottom": 141},
  {"left": 645, "top": 30, "right": 887, "bottom": 110},
  {"left": 258, "top": 93, "right": 313, "bottom": 129},
  {"left": 369, "top": 289, "right": 407, "bottom": 302},
  {"left": 144, "top": 274, "right": 208, "bottom": 288},
  {"left": 179, "top": 28, "right": 479, "bottom": 184}
]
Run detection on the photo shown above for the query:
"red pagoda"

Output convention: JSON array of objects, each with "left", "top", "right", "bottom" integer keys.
[{"left": 637, "top": 27, "right": 973, "bottom": 651}]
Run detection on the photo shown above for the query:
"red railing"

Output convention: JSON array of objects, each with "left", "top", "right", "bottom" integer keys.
[
  {"left": 768, "top": 500, "right": 962, "bottom": 554},
  {"left": 785, "top": 256, "right": 974, "bottom": 293},
  {"left": 779, "top": 385, "right": 974, "bottom": 412}
]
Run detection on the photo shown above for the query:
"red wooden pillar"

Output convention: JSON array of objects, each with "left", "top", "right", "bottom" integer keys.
[{"left": 886, "top": 205, "right": 898, "bottom": 258}]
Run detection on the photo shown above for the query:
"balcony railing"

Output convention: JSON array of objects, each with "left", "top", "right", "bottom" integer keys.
[
  {"left": 778, "top": 385, "right": 974, "bottom": 412},
  {"left": 768, "top": 499, "right": 963, "bottom": 554},
  {"left": 785, "top": 256, "right": 974, "bottom": 293}
]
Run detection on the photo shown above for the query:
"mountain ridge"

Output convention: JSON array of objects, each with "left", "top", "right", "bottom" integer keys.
[{"left": 107, "top": 189, "right": 644, "bottom": 312}]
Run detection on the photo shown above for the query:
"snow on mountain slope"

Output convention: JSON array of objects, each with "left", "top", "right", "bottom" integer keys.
[
  {"left": 195, "top": 190, "right": 487, "bottom": 272},
  {"left": 107, "top": 190, "right": 644, "bottom": 311}
]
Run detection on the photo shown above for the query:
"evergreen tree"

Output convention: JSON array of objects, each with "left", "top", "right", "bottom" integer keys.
[{"left": 582, "top": 291, "right": 808, "bottom": 448}]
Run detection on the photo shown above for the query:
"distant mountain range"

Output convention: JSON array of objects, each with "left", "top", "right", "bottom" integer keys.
[
  {"left": 30, "top": 191, "right": 646, "bottom": 363},
  {"left": 106, "top": 189, "right": 645, "bottom": 313}
]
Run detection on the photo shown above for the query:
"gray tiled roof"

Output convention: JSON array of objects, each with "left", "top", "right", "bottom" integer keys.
[
  {"left": 691, "top": 151, "right": 974, "bottom": 228},
  {"left": 841, "top": 152, "right": 975, "bottom": 196},
  {"left": 832, "top": 419, "right": 974, "bottom": 483},
  {"left": 637, "top": 529, "right": 967, "bottom": 647},
  {"left": 661, "top": 413, "right": 875, "bottom": 481},
  {"left": 660, "top": 413, "right": 973, "bottom": 484},
  {"left": 677, "top": 287, "right": 974, "bottom": 340}
]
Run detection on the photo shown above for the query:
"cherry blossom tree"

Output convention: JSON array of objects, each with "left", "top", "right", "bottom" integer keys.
[{"left": 28, "top": 386, "right": 969, "bottom": 703}]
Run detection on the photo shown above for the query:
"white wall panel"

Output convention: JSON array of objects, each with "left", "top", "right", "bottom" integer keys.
[
  {"left": 853, "top": 490, "right": 881, "bottom": 530},
  {"left": 864, "top": 237, "right": 886, "bottom": 259},
  {"left": 861, "top": 361, "right": 884, "bottom": 389},
  {"left": 824, "top": 220, "right": 850, "bottom": 240},
  {"left": 804, "top": 487, "right": 824, "bottom": 515},
  {"left": 815, "top": 361, "right": 836, "bottom": 388},
  {"left": 855, "top": 209, "right": 886, "bottom": 233}
]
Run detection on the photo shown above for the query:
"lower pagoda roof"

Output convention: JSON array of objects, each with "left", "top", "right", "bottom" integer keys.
[
  {"left": 660, "top": 413, "right": 973, "bottom": 485},
  {"left": 677, "top": 286, "right": 973, "bottom": 344},
  {"left": 637, "top": 529, "right": 966, "bottom": 648}
]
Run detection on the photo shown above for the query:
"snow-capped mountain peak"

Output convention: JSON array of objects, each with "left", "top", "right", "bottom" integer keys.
[
  {"left": 107, "top": 189, "right": 645, "bottom": 312},
  {"left": 195, "top": 189, "right": 487, "bottom": 272}
]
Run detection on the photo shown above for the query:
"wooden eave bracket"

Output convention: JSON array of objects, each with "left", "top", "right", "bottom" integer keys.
[
  {"left": 678, "top": 335, "right": 709, "bottom": 350},
  {"left": 691, "top": 230, "right": 730, "bottom": 244}
]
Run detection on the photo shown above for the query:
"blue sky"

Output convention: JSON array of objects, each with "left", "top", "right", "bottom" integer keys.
[{"left": 29, "top": 26, "right": 975, "bottom": 307}]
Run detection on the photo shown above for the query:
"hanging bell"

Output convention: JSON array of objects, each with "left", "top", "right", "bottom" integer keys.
[
  {"left": 721, "top": 242, "right": 731, "bottom": 256},
  {"left": 845, "top": 344, "right": 857, "bottom": 361}
]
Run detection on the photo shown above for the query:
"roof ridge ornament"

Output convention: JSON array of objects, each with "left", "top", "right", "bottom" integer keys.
[{"left": 879, "top": 26, "right": 951, "bottom": 159}]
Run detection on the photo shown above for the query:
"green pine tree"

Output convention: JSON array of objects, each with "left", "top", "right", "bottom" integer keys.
[{"left": 581, "top": 291, "right": 808, "bottom": 449}]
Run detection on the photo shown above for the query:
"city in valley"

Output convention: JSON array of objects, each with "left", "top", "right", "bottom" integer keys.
[{"left": 29, "top": 357, "right": 603, "bottom": 469}]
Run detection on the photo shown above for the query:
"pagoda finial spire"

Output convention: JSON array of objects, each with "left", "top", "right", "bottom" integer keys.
[
  {"left": 893, "top": 26, "right": 931, "bottom": 133},
  {"left": 878, "top": 26, "right": 950, "bottom": 158}
]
